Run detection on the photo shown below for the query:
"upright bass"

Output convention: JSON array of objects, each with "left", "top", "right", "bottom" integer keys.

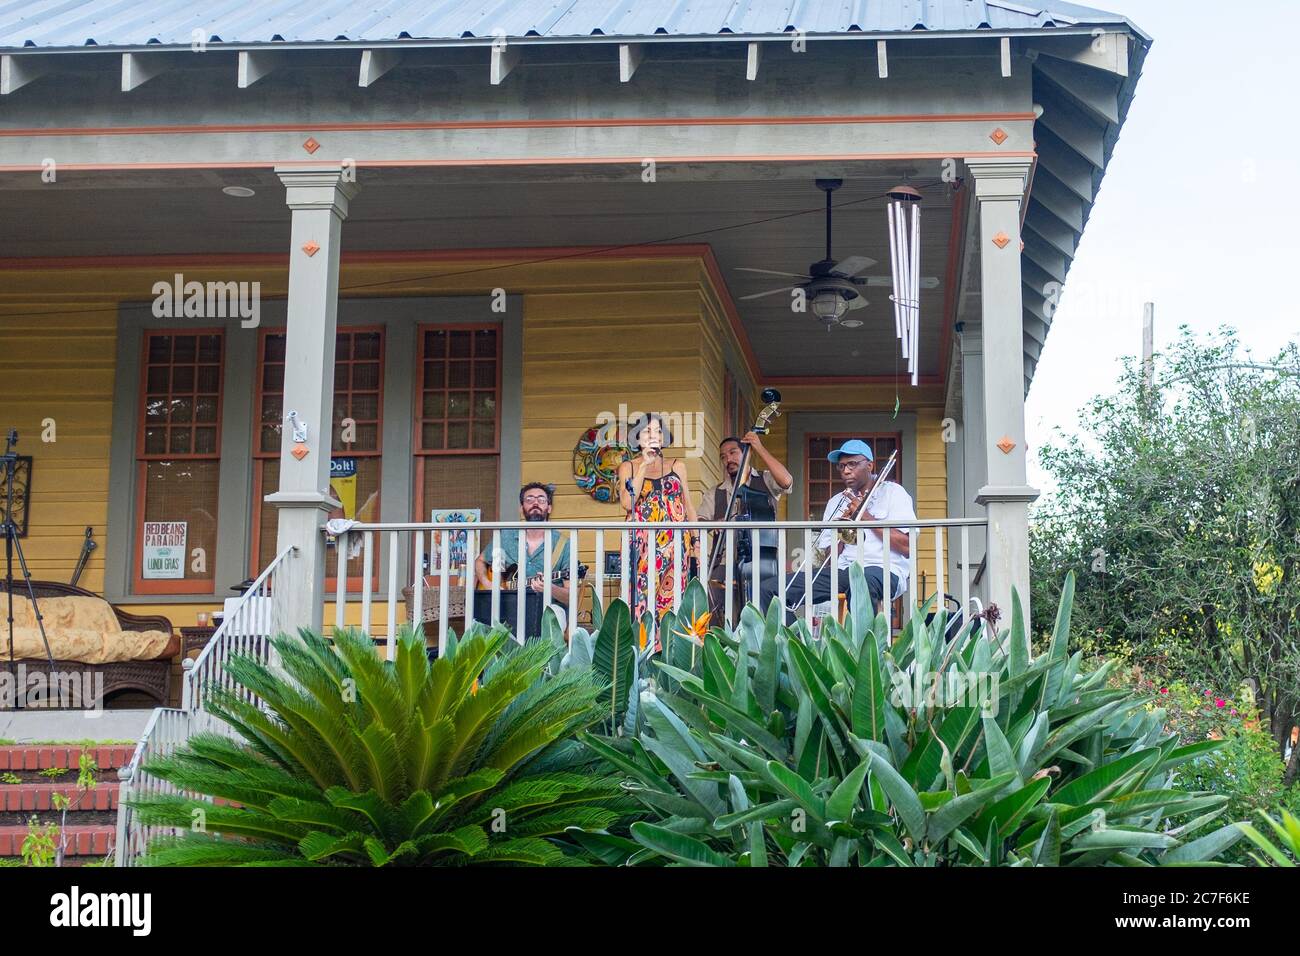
[{"left": 706, "top": 388, "right": 782, "bottom": 577}]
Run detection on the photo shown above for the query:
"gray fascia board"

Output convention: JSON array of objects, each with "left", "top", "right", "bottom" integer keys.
[{"left": 0, "top": 26, "right": 1139, "bottom": 57}]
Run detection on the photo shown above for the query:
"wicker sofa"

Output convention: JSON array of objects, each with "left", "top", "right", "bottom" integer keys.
[{"left": 0, "top": 580, "right": 177, "bottom": 707}]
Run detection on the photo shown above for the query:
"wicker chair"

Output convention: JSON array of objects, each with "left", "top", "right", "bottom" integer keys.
[{"left": 0, "top": 580, "right": 176, "bottom": 708}]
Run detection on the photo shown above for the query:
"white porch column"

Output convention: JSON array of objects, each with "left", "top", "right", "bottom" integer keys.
[
  {"left": 965, "top": 157, "right": 1038, "bottom": 644},
  {"left": 265, "top": 166, "right": 357, "bottom": 633},
  {"left": 957, "top": 321, "right": 989, "bottom": 605}
]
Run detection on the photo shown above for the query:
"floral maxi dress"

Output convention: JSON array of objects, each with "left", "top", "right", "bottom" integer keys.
[{"left": 632, "top": 471, "right": 697, "bottom": 624}]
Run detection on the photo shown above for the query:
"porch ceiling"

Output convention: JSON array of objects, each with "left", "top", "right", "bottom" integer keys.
[{"left": 0, "top": 161, "right": 957, "bottom": 381}]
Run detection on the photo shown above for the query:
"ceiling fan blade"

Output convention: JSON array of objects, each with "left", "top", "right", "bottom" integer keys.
[
  {"left": 735, "top": 267, "right": 815, "bottom": 280},
  {"left": 847, "top": 295, "right": 869, "bottom": 311},
  {"left": 739, "top": 286, "right": 797, "bottom": 301},
  {"left": 862, "top": 275, "right": 942, "bottom": 289},
  {"left": 830, "top": 255, "right": 877, "bottom": 277}
]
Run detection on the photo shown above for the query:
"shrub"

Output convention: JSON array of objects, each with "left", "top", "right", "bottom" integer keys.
[
  {"left": 128, "top": 626, "right": 635, "bottom": 866},
  {"left": 583, "top": 570, "right": 1243, "bottom": 866}
]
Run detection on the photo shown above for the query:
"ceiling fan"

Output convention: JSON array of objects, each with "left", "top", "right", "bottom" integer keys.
[{"left": 735, "top": 178, "right": 938, "bottom": 327}]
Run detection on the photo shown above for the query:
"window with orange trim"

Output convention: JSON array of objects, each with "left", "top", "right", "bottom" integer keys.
[
  {"left": 415, "top": 326, "right": 501, "bottom": 524},
  {"left": 252, "top": 328, "right": 384, "bottom": 580},
  {"left": 133, "top": 331, "right": 224, "bottom": 594}
]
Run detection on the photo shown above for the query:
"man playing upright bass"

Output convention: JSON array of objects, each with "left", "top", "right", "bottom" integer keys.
[{"left": 698, "top": 430, "right": 793, "bottom": 622}]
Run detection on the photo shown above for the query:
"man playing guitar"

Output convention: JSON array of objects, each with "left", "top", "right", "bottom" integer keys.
[
  {"left": 473, "top": 483, "right": 573, "bottom": 637},
  {"left": 775, "top": 439, "right": 915, "bottom": 621}
]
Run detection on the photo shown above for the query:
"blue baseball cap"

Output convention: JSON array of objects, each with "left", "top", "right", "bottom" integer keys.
[{"left": 827, "top": 439, "right": 874, "bottom": 463}]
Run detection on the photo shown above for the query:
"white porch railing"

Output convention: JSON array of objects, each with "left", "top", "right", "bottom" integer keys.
[
  {"left": 114, "top": 546, "right": 295, "bottom": 867},
  {"left": 331, "top": 517, "right": 988, "bottom": 654}
]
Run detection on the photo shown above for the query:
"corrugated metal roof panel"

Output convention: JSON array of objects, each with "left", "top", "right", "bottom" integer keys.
[{"left": 0, "top": 0, "right": 1139, "bottom": 50}]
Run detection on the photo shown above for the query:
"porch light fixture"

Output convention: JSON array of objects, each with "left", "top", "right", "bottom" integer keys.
[
  {"left": 221, "top": 185, "right": 256, "bottom": 198},
  {"left": 811, "top": 288, "right": 848, "bottom": 323},
  {"left": 887, "top": 183, "right": 922, "bottom": 385}
]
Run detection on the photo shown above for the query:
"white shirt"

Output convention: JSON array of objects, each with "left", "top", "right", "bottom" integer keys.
[{"left": 816, "top": 482, "right": 917, "bottom": 591}]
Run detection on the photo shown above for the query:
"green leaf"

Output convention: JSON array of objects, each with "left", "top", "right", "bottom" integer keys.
[
  {"left": 592, "top": 600, "right": 635, "bottom": 724},
  {"left": 629, "top": 822, "right": 735, "bottom": 867},
  {"left": 864, "top": 750, "right": 926, "bottom": 843},
  {"left": 1032, "top": 809, "right": 1061, "bottom": 866},
  {"left": 851, "top": 619, "right": 890, "bottom": 742},
  {"left": 975, "top": 775, "right": 1052, "bottom": 842},
  {"left": 826, "top": 760, "right": 871, "bottom": 822},
  {"left": 927, "top": 772, "right": 1017, "bottom": 843},
  {"left": 1051, "top": 749, "right": 1160, "bottom": 807},
  {"left": 982, "top": 716, "right": 1022, "bottom": 787},
  {"left": 762, "top": 760, "right": 827, "bottom": 823},
  {"left": 1162, "top": 823, "right": 1243, "bottom": 864}
]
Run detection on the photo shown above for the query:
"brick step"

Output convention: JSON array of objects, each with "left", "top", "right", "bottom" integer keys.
[
  {"left": 0, "top": 745, "right": 134, "bottom": 772},
  {"left": 0, "top": 824, "right": 114, "bottom": 857},
  {"left": 1, "top": 781, "right": 120, "bottom": 812}
]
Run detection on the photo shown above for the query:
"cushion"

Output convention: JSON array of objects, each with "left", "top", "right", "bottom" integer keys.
[
  {"left": 8, "top": 595, "right": 122, "bottom": 634},
  {"left": 6, "top": 627, "right": 176, "bottom": 665}
]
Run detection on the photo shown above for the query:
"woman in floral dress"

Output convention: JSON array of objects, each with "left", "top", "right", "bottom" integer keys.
[{"left": 617, "top": 414, "right": 698, "bottom": 625}]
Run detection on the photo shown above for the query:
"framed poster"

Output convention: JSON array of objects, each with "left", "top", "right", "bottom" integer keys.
[
  {"left": 429, "top": 508, "right": 481, "bottom": 572},
  {"left": 142, "top": 521, "right": 187, "bottom": 579}
]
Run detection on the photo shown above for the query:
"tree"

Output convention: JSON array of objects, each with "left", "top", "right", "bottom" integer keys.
[{"left": 1032, "top": 328, "right": 1300, "bottom": 781}]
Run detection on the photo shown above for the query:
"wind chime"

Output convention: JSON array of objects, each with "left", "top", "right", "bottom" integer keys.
[{"left": 887, "top": 184, "right": 922, "bottom": 386}]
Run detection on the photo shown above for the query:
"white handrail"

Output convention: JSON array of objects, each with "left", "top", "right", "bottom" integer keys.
[
  {"left": 116, "top": 545, "right": 298, "bottom": 867},
  {"left": 334, "top": 517, "right": 988, "bottom": 649}
]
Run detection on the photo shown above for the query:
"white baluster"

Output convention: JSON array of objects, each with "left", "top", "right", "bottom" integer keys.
[
  {"left": 777, "top": 527, "right": 787, "bottom": 620},
  {"left": 908, "top": 528, "right": 919, "bottom": 619},
  {"left": 803, "top": 528, "right": 814, "bottom": 634},
  {"left": 412, "top": 529, "right": 425, "bottom": 638},
  {"left": 567, "top": 529, "right": 579, "bottom": 638},
  {"left": 934, "top": 525, "right": 946, "bottom": 618},
  {"left": 463, "top": 528, "right": 476, "bottom": 641},
  {"left": 595, "top": 529, "right": 605, "bottom": 622},
  {"left": 361, "top": 531, "right": 374, "bottom": 637},
  {"left": 386, "top": 531, "right": 399, "bottom": 660},
  {"left": 514, "top": 529, "right": 525, "bottom": 645},
  {"left": 491, "top": 530, "right": 501, "bottom": 626},
  {"left": 672, "top": 528, "right": 683, "bottom": 613},
  {"left": 724, "top": 527, "right": 735, "bottom": 626},
  {"left": 961, "top": 525, "right": 970, "bottom": 625},
  {"left": 334, "top": 531, "right": 347, "bottom": 633},
  {"left": 438, "top": 528, "right": 451, "bottom": 654},
  {"left": 619, "top": 529, "right": 630, "bottom": 607}
]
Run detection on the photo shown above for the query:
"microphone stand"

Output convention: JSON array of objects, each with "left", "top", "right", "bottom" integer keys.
[{"left": 3, "top": 429, "right": 56, "bottom": 710}]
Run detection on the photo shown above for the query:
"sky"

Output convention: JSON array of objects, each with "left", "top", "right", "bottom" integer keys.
[{"left": 1023, "top": 0, "right": 1300, "bottom": 498}]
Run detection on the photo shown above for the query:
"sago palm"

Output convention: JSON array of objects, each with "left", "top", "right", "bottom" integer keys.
[{"left": 128, "top": 626, "right": 634, "bottom": 865}]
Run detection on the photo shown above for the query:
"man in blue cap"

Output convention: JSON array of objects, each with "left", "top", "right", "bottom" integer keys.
[{"left": 774, "top": 439, "right": 916, "bottom": 620}]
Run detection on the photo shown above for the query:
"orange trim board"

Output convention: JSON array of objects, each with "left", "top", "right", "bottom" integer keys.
[
  {"left": 0, "top": 113, "right": 1041, "bottom": 139},
  {"left": 0, "top": 151, "right": 1037, "bottom": 174}
]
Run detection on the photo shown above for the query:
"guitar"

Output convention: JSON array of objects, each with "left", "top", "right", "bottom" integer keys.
[{"left": 489, "top": 562, "right": 589, "bottom": 591}]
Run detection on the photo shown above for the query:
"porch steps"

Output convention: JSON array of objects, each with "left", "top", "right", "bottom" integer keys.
[
  {"left": 0, "top": 744, "right": 133, "bottom": 770},
  {"left": 0, "top": 745, "right": 130, "bottom": 863},
  {"left": 0, "top": 824, "right": 115, "bottom": 858}
]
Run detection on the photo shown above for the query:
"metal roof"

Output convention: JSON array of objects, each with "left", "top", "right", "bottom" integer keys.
[{"left": 0, "top": 0, "right": 1144, "bottom": 51}]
